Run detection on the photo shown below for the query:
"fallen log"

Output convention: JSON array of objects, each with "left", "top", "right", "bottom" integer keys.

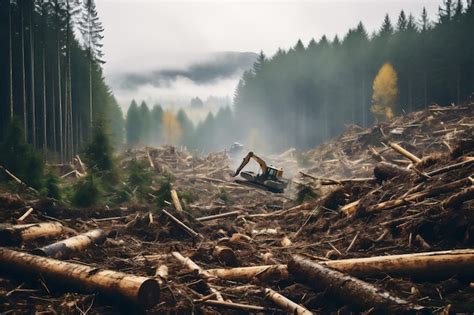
[
  {"left": 264, "top": 288, "right": 313, "bottom": 315},
  {"left": 33, "top": 229, "right": 107, "bottom": 259},
  {"left": 0, "top": 222, "right": 64, "bottom": 246},
  {"left": 442, "top": 185, "right": 474, "bottom": 209},
  {"left": 388, "top": 142, "right": 422, "bottom": 164},
  {"left": 0, "top": 165, "right": 39, "bottom": 194},
  {"left": 365, "top": 177, "right": 473, "bottom": 214},
  {"left": 299, "top": 171, "right": 375, "bottom": 185},
  {"left": 206, "top": 264, "right": 289, "bottom": 282},
  {"left": 207, "top": 249, "right": 474, "bottom": 281},
  {"left": 326, "top": 249, "right": 474, "bottom": 278},
  {"left": 172, "top": 251, "right": 224, "bottom": 301},
  {"left": 0, "top": 247, "right": 159, "bottom": 308},
  {"left": 288, "top": 255, "right": 424, "bottom": 313},
  {"left": 373, "top": 162, "right": 411, "bottom": 181},
  {"left": 426, "top": 156, "right": 474, "bottom": 177}
]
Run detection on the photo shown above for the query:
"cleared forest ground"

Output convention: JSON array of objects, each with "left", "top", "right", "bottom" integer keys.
[{"left": 0, "top": 100, "right": 473, "bottom": 314}]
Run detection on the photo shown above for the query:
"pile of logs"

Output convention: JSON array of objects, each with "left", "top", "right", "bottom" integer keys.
[{"left": 0, "top": 101, "right": 473, "bottom": 313}]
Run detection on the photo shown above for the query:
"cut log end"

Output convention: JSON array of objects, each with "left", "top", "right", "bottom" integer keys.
[{"left": 138, "top": 278, "right": 161, "bottom": 308}]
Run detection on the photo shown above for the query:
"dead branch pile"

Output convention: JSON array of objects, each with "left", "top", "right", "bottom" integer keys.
[{"left": 0, "top": 101, "right": 473, "bottom": 313}]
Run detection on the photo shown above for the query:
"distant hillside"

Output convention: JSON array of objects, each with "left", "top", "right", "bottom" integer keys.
[
  {"left": 112, "top": 51, "right": 258, "bottom": 90},
  {"left": 108, "top": 51, "right": 258, "bottom": 110}
]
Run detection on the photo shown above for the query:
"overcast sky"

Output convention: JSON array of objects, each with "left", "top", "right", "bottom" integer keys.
[{"left": 95, "top": 0, "right": 441, "bottom": 110}]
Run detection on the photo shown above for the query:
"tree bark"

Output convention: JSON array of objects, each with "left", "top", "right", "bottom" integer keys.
[
  {"left": 170, "top": 189, "right": 183, "bottom": 212},
  {"left": 20, "top": 0, "right": 28, "bottom": 140},
  {"left": 172, "top": 251, "right": 224, "bottom": 301},
  {"left": 264, "top": 288, "right": 313, "bottom": 315},
  {"left": 29, "top": 1, "right": 36, "bottom": 147},
  {"left": 0, "top": 222, "right": 64, "bottom": 246},
  {"left": 33, "top": 229, "right": 106, "bottom": 259},
  {"left": 207, "top": 249, "right": 474, "bottom": 281},
  {"left": 288, "top": 255, "right": 424, "bottom": 313},
  {"left": 0, "top": 247, "right": 160, "bottom": 309},
  {"left": 55, "top": 0, "right": 63, "bottom": 161},
  {"left": 207, "top": 264, "right": 289, "bottom": 282},
  {"left": 41, "top": 0, "right": 48, "bottom": 153},
  {"left": 8, "top": 0, "right": 14, "bottom": 119},
  {"left": 388, "top": 142, "right": 421, "bottom": 164}
]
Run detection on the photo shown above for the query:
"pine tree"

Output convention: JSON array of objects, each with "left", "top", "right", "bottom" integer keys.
[
  {"left": 397, "top": 10, "right": 408, "bottom": 31},
  {"left": 150, "top": 104, "right": 163, "bottom": 144},
  {"left": 83, "top": 118, "right": 115, "bottom": 174},
  {"left": 8, "top": 0, "right": 14, "bottom": 120},
  {"left": 139, "top": 101, "right": 151, "bottom": 144},
  {"left": 176, "top": 109, "right": 194, "bottom": 148},
  {"left": 294, "top": 39, "right": 305, "bottom": 52},
  {"left": 420, "top": 7, "right": 431, "bottom": 32},
  {"left": 253, "top": 51, "right": 266, "bottom": 75},
  {"left": 439, "top": 0, "right": 456, "bottom": 23},
  {"left": 79, "top": 0, "right": 104, "bottom": 129},
  {"left": 126, "top": 100, "right": 140, "bottom": 146},
  {"left": 20, "top": 0, "right": 28, "bottom": 141},
  {"left": 380, "top": 14, "right": 394, "bottom": 36},
  {"left": 28, "top": 0, "right": 36, "bottom": 147}
]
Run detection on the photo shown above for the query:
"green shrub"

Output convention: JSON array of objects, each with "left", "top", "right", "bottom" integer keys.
[
  {"left": 179, "top": 190, "right": 196, "bottom": 204},
  {"left": 0, "top": 118, "right": 44, "bottom": 189},
  {"left": 72, "top": 175, "right": 103, "bottom": 207},
  {"left": 156, "top": 177, "right": 172, "bottom": 208},
  {"left": 83, "top": 118, "right": 118, "bottom": 183},
  {"left": 43, "top": 171, "right": 61, "bottom": 199},
  {"left": 218, "top": 187, "right": 231, "bottom": 205},
  {"left": 128, "top": 159, "right": 151, "bottom": 188}
]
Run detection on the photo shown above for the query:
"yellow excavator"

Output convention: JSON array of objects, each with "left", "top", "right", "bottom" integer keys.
[{"left": 232, "top": 152, "right": 288, "bottom": 193}]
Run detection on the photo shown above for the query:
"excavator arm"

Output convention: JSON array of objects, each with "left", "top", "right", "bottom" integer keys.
[{"left": 233, "top": 152, "right": 268, "bottom": 177}]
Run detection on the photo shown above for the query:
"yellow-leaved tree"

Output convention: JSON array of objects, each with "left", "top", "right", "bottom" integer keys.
[
  {"left": 162, "top": 111, "right": 182, "bottom": 144},
  {"left": 371, "top": 63, "right": 398, "bottom": 121}
]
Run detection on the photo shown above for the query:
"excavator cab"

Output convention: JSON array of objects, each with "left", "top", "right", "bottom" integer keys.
[
  {"left": 265, "top": 166, "right": 281, "bottom": 179},
  {"left": 233, "top": 152, "right": 288, "bottom": 193}
]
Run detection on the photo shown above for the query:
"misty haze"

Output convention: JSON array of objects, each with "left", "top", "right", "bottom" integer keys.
[{"left": 0, "top": 0, "right": 473, "bottom": 313}]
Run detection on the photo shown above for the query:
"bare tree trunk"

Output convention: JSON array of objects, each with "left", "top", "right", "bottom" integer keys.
[
  {"left": 361, "top": 76, "right": 367, "bottom": 127},
  {"left": 55, "top": 0, "right": 63, "bottom": 161},
  {"left": 51, "top": 79, "right": 57, "bottom": 152},
  {"left": 20, "top": 0, "right": 28, "bottom": 141},
  {"left": 42, "top": 29, "right": 47, "bottom": 152},
  {"left": 67, "top": 4, "right": 74, "bottom": 158},
  {"left": 8, "top": 0, "right": 14, "bottom": 120},
  {"left": 29, "top": 1, "right": 36, "bottom": 148},
  {"left": 89, "top": 55, "right": 93, "bottom": 129},
  {"left": 456, "top": 66, "right": 461, "bottom": 104}
]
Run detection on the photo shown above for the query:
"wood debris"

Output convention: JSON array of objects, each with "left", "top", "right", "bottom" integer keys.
[{"left": 0, "top": 102, "right": 473, "bottom": 313}]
